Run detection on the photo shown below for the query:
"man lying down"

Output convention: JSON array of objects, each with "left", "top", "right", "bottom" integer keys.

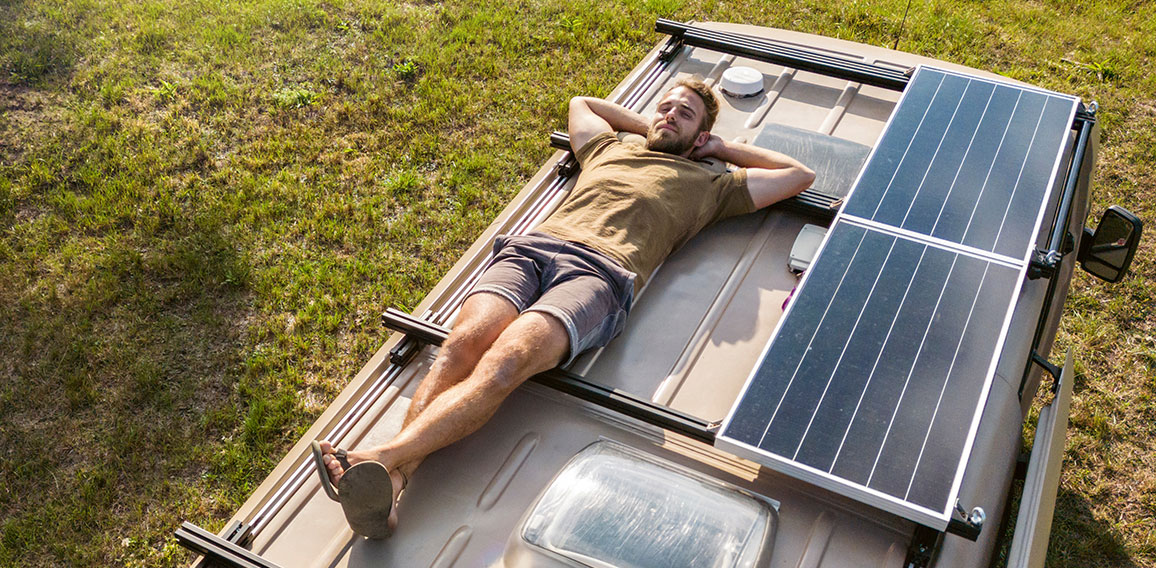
[{"left": 312, "top": 78, "right": 815, "bottom": 538}]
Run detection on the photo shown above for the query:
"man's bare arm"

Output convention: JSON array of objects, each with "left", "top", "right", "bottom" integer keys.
[
  {"left": 691, "top": 134, "right": 816, "bottom": 209},
  {"left": 568, "top": 97, "right": 650, "bottom": 155}
]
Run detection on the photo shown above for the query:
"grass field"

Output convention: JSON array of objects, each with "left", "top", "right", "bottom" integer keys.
[{"left": 1, "top": 0, "right": 1153, "bottom": 566}]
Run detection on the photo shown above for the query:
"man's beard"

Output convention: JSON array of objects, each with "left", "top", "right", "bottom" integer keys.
[{"left": 646, "top": 125, "right": 698, "bottom": 155}]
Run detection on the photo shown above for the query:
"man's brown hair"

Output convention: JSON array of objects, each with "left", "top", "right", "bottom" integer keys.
[{"left": 673, "top": 77, "right": 720, "bottom": 133}]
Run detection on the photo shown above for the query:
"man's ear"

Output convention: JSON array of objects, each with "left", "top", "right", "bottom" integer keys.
[{"left": 693, "top": 130, "right": 711, "bottom": 148}]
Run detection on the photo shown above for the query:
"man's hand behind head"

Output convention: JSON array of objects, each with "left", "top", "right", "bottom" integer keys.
[{"left": 688, "top": 133, "right": 725, "bottom": 162}]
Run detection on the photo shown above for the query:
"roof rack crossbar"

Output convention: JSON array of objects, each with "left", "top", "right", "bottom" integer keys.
[
  {"left": 655, "top": 19, "right": 911, "bottom": 91},
  {"left": 381, "top": 309, "right": 716, "bottom": 443},
  {"left": 671, "top": 24, "right": 897, "bottom": 80}
]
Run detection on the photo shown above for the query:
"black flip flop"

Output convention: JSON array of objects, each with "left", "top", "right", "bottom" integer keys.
[{"left": 310, "top": 441, "right": 394, "bottom": 539}]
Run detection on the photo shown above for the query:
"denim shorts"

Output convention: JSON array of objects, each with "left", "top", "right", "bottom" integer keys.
[{"left": 469, "top": 233, "right": 636, "bottom": 366}]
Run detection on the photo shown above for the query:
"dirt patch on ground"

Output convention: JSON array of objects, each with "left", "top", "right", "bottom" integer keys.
[{"left": 0, "top": 80, "right": 66, "bottom": 166}]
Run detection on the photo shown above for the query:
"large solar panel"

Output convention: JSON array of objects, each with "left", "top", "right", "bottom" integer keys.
[{"left": 717, "top": 66, "right": 1079, "bottom": 530}]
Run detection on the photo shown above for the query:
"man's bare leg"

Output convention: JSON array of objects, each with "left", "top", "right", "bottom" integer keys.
[
  {"left": 404, "top": 293, "right": 519, "bottom": 424},
  {"left": 387, "top": 293, "right": 518, "bottom": 484},
  {"left": 319, "top": 309, "right": 569, "bottom": 530}
]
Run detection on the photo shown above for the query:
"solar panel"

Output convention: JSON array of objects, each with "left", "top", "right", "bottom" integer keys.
[
  {"left": 717, "top": 66, "right": 1079, "bottom": 530},
  {"left": 843, "top": 68, "right": 1079, "bottom": 259}
]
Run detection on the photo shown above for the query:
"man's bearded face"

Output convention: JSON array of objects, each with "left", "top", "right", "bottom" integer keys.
[
  {"left": 645, "top": 87, "right": 707, "bottom": 156},
  {"left": 646, "top": 121, "right": 701, "bottom": 155}
]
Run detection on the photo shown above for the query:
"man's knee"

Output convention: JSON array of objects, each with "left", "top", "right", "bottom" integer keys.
[
  {"left": 476, "top": 312, "right": 569, "bottom": 391},
  {"left": 442, "top": 293, "right": 520, "bottom": 359}
]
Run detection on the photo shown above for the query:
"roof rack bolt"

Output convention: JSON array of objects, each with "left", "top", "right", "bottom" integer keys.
[
  {"left": 955, "top": 500, "right": 986, "bottom": 530},
  {"left": 968, "top": 507, "right": 986, "bottom": 528}
]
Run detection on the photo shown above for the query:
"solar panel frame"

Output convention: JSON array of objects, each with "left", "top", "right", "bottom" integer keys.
[{"left": 716, "top": 66, "right": 1080, "bottom": 530}]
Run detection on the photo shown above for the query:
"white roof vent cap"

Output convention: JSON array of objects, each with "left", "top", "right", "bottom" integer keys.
[{"left": 720, "top": 66, "right": 765, "bottom": 98}]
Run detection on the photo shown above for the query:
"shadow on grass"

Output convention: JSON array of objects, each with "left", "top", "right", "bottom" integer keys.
[
  {"left": 0, "top": 205, "right": 253, "bottom": 566},
  {"left": 0, "top": 0, "right": 79, "bottom": 87},
  {"left": 1046, "top": 487, "right": 1139, "bottom": 568},
  {"left": 993, "top": 480, "right": 1138, "bottom": 568}
]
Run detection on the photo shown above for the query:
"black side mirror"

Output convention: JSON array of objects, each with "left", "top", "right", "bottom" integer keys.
[{"left": 1078, "top": 205, "right": 1142, "bottom": 283}]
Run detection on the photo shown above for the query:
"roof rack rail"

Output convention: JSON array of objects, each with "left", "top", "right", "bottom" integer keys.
[
  {"left": 1020, "top": 109, "right": 1098, "bottom": 398},
  {"left": 655, "top": 19, "right": 912, "bottom": 91},
  {"left": 175, "top": 522, "right": 281, "bottom": 568}
]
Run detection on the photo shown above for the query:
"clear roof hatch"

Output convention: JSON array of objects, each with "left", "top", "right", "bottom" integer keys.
[{"left": 507, "top": 440, "right": 778, "bottom": 568}]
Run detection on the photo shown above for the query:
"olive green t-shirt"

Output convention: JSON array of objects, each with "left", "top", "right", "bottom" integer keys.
[{"left": 534, "top": 131, "right": 755, "bottom": 290}]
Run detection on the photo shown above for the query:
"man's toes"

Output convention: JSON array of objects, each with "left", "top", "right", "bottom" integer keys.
[
  {"left": 318, "top": 444, "right": 345, "bottom": 485},
  {"left": 326, "top": 460, "right": 344, "bottom": 482}
]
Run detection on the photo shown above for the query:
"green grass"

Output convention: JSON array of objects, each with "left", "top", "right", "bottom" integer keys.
[{"left": 1, "top": 0, "right": 1154, "bottom": 566}]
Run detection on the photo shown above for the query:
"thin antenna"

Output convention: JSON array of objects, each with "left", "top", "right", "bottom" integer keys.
[{"left": 893, "top": 0, "right": 914, "bottom": 50}]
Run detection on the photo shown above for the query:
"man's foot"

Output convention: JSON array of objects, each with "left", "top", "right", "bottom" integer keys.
[{"left": 316, "top": 441, "right": 406, "bottom": 533}]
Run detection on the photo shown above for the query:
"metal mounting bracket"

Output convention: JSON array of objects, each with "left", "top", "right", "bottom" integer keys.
[
  {"left": 904, "top": 525, "right": 942, "bottom": 568},
  {"left": 554, "top": 155, "right": 579, "bottom": 178},
  {"left": 1027, "top": 248, "right": 1062, "bottom": 280},
  {"left": 1031, "top": 350, "right": 1063, "bottom": 394},
  {"left": 658, "top": 37, "right": 684, "bottom": 62},
  {"left": 389, "top": 338, "right": 420, "bottom": 366},
  {"left": 946, "top": 500, "right": 986, "bottom": 541}
]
